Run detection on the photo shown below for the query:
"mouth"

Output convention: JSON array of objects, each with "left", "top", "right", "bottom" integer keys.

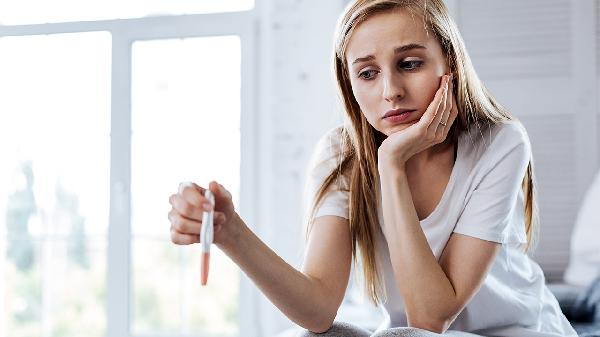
[{"left": 382, "top": 108, "right": 417, "bottom": 119}]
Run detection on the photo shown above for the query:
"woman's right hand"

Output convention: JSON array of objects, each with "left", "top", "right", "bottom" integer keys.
[{"left": 168, "top": 180, "right": 238, "bottom": 246}]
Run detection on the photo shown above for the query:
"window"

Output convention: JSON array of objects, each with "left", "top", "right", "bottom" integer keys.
[
  {"left": 131, "top": 36, "right": 241, "bottom": 336},
  {"left": 0, "top": 0, "right": 254, "bottom": 25},
  {"left": 0, "top": 4, "right": 256, "bottom": 337},
  {"left": 0, "top": 32, "right": 111, "bottom": 337}
]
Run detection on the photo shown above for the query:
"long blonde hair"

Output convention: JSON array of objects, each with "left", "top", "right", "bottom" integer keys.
[{"left": 306, "top": 0, "right": 539, "bottom": 305}]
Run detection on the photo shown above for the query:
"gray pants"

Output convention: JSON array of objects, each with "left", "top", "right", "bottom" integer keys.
[{"left": 297, "top": 322, "right": 484, "bottom": 337}]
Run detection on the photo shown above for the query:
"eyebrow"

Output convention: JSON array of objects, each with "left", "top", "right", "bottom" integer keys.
[{"left": 351, "top": 43, "right": 427, "bottom": 65}]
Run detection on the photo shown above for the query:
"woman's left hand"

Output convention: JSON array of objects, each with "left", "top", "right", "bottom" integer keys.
[{"left": 378, "top": 73, "right": 458, "bottom": 171}]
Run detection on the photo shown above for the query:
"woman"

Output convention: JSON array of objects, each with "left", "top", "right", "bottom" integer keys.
[{"left": 168, "top": 1, "right": 577, "bottom": 336}]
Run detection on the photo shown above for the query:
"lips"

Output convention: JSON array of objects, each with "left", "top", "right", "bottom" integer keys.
[{"left": 382, "top": 108, "right": 417, "bottom": 119}]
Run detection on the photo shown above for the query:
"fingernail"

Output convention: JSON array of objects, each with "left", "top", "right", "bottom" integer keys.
[{"left": 179, "top": 181, "right": 192, "bottom": 194}]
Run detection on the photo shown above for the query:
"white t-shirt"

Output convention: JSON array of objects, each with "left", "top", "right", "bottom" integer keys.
[{"left": 303, "top": 121, "right": 577, "bottom": 337}]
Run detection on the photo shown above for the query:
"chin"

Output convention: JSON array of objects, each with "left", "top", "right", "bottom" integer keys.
[{"left": 385, "top": 123, "right": 411, "bottom": 135}]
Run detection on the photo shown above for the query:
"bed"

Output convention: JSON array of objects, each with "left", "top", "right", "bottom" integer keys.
[{"left": 549, "top": 278, "right": 600, "bottom": 337}]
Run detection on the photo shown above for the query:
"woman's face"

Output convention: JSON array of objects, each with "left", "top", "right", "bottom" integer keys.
[{"left": 345, "top": 9, "right": 449, "bottom": 137}]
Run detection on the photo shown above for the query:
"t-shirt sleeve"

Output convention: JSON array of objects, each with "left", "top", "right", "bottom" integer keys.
[
  {"left": 453, "top": 122, "right": 531, "bottom": 244},
  {"left": 302, "top": 127, "right": 350, "bottom": 222}
]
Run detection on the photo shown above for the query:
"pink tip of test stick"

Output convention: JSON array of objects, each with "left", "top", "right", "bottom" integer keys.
[{"left": 201, "top": 252, "right": 210, "bottom": 285}]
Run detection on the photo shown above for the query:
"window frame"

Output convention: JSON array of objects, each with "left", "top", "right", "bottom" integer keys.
[{"left": 0, "top": 8, "right": 259, "bottom": 337}]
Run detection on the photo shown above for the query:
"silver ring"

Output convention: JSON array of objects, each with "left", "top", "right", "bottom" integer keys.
[{"left": 439, "top": 121, "right": 447, "bottom": 126}]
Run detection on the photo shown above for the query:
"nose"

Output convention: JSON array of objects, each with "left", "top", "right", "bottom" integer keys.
[{"left": 382, "top": 72, "right": 405, "bottom": 103}]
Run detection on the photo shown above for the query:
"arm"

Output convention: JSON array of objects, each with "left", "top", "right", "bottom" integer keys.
[
  {"left": 218, "top": 214, "right": 352, "bottom": 333},
  {"left": 375, "top": 74, "right": 503, "bottom": 332},
  {"left": 378, "top": 165, "right": 500, "bottom": 333},
  {"left": 169, "top": 182, "right": 352, "bottom": 333}
]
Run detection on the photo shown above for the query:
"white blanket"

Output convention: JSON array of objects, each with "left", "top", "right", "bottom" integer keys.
[{"left": 565, "top": 170, "right": 600, "bottom": 287}]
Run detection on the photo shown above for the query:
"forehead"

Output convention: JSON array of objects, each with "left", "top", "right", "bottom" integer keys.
[{"left": 345, "top": 9, "right": 438, "bottom": 61}]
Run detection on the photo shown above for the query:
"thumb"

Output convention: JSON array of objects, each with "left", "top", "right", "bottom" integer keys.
[{"left": 208, "top": 180, "right": 232, "bottom": 201}]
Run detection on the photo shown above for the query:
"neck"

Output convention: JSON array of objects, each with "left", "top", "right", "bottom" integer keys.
[
  {"left": 374, "top": 128, "right": 456, "bottom": 169},
  {"left": 406, "top": 138, "right": 455, "bottom": 171}
]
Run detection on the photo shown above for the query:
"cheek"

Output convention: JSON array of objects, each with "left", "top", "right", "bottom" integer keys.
[
  {"left": 351, "top": 83, "right": 378, "bottom": 120},
  {"left": 412, "top": 73, "right": 442, "bottom": 110}
]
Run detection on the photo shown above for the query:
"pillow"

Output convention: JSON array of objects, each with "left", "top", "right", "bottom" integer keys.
[{"left": 564, "top": 170, "right": 600, "bottom": 288}]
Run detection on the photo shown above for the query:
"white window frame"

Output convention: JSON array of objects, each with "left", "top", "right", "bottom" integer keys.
[{"left": 0, "top": 8, "right": 260, "bottom": 337}]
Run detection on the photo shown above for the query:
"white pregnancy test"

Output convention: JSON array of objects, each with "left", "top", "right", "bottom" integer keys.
[{"left": 200, "top": 189, "right": 215, "bottom": 286}]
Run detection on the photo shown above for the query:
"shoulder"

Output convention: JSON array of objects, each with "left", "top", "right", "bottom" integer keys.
[
  {"left": 305, "top": 125, "right": 351, "bottom": 187},
  {"left": 308, "top": 125, "right": 347, "bottom": 171},
  {"left": 490, "top": 120, "right": 531, "bottom": 150},
  {"left": 462, "top": 120, "right": 531, "bottom": 164},
  {"left": 314, "top": 125, "right": 345, "bottom": 155}
]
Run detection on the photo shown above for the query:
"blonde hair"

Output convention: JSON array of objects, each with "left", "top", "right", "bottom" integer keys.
[{"left": 306, "top": 0, "right": 539, "bottom": 305}]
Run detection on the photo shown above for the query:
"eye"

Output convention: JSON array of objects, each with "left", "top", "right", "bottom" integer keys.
[
  {"left": 399, "top": 60, "right": 424, "bottom": 71},
  {"left": 358, "top": 69, "right": 378, "bottom": 80}
]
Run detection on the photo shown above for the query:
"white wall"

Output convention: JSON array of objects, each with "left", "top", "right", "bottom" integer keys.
[
  {"left": 454, "top": 0, "right": 599, "bottom": 280},
  {"left": 252, "top": 0, "right": 347, "bottom": 335}
]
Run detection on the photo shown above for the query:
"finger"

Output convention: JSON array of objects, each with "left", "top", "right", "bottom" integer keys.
[
  {"left": 178, "top": 181, "right": 192, "bottom": 194},
  {"left": 209, "top": 181, "right": 233, "bottom": 201},
  {"left": 170, "top": 228, "right": 200, "bottom": 245},
  {"left": 167, "top": 208, "right": 227, "bottom": 227},
  {"left": 449, "top": 81, "right": 459, "bottom": 124},
  {"left": 191, "top": 182, "right": 206, "bottom": 194},
  {"left": 179, "top": 182, "right": 213, "bottom": 211},
  {"left": 451, "top": 82, "right": 458, "bottom": 120},
  {"left": 419, "top": 75, "right": 449, "bottom": 129},
  {"left": 437, "top": 74, "right": 453, "bottom": 138},
  {"left": 445, "top": 100, "right": 459, "bottom": 136},
  {"left": 169, "top": 208, "right": 202, "bottom": 234},
  {"left": 213, "top": 211, "right": 226, "bottom": 225},
  {"left": 431, "top": 75, "right": 449, "bottom": 132},
  {"left": 443, "top": 95, "right": 459, "bottom": 140},
  {"left": 447, "top": 74, "right": 454, "bottom": 116},
  {"left": 169, "top": 193, "right": 204, "bottom": 220},
  {"left": 168, "top": 208, "right": 226, "bottom": 233}
]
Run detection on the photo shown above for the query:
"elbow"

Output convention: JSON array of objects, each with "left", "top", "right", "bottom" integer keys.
[
  {"left": 407, "top": 313, "right": 454, "bottom": 334},
  {"left": 307, "top": 324, "right": 333, "bottom": 334},
  {"left": 408, "top": 320, "right": 448, "bottom": 334},
  {"left": 300, "top": 288, "right": 340, "bottom": 332},
  {"left": 295, "top": 305, "right": 337, "bottom": 334},
  {"left": 297, "top": 277, "right": 342, "bottom": 333},
  {"left": 303, "top": 314, "right": 335, "bottom": 334},
  {"left": 406, "top": 303, "right": 460, "bottom": 334}
]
